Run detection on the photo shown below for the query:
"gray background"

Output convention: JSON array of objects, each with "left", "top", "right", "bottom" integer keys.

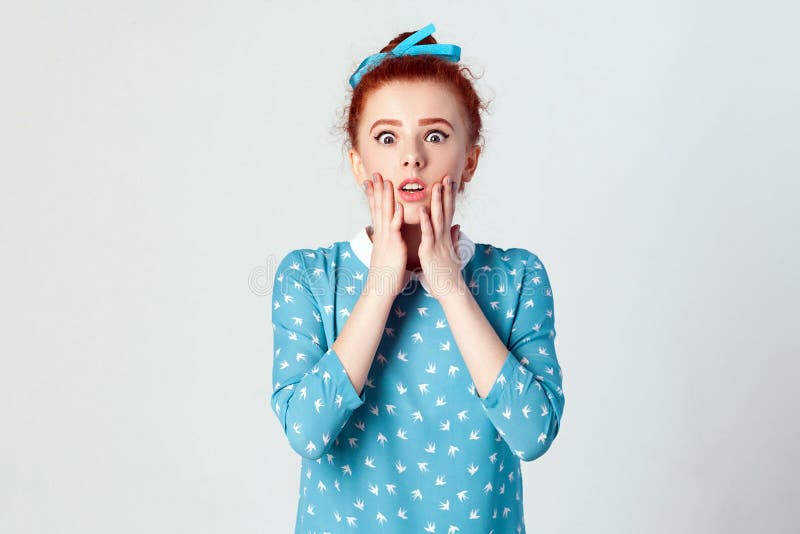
[{"left": 2, "top": 1, "right": 798, "bottom": 532}]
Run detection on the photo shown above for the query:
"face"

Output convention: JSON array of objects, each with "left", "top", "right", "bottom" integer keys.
[{"left": 349, "top": 80, "right": 481, "bottom": 225}]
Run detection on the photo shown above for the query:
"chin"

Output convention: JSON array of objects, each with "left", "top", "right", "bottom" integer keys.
[{"left": 401, "top": 212, "right": 422, "bottom": 226}]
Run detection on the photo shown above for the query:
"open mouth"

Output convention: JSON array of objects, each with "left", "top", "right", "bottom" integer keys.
[
  {"left": 400, "top": 184, "right": 425, "bottom": 192},
  {"left": 397, "top": 178, "right": 427, "bottom": 202}
]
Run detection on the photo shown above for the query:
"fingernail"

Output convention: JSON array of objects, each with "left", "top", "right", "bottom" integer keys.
[
  {"left": 361, "top": 181, "right": 368, "bottom": 192},
  {"left": 451, "top": 181, "right": 457, "bottom": 193},
  {"left": 372, "top": 173, "right": 378, "bottom": 183}
]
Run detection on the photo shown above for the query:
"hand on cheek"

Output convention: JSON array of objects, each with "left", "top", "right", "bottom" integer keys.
[{"left": 418, "top": 176, "right": 462, "bottom": 300}]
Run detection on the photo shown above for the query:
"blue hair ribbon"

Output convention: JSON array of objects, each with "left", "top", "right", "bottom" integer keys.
[{"left": 348, "top": 23, "right": 462, "bottom": 89}]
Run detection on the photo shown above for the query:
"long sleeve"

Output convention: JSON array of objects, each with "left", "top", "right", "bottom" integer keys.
[
  {"left": 269, "top": 250, "right": 366, "bottom": 460},
  {"left": 477, "top": 252, "right": 565, "bottom": 461}
]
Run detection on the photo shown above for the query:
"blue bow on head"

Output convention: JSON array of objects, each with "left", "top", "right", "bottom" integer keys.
[{"left": 348, "top": 23, "right": 461, "bottom": 89}]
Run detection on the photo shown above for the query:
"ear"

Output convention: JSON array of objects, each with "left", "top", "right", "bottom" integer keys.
[
  {"left": 349, "top": 148, "right": 366, "bottom": 185},
  {"left": 460, "top": 144, "right": 481, "bottom": 188}
]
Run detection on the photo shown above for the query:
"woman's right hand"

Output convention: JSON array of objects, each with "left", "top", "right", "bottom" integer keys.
[{"left": 363, "top": 172, "right": 407, "bottom": 298}]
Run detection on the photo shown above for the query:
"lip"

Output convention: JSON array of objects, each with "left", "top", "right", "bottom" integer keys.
[
  {"left": 398, "top": 177, "right": 427, "bottom": 191},
  {"left": 397, "top": 177, "right": 427, "bottom": 202}
]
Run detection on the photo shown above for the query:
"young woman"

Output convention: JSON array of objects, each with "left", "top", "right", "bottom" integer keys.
[{"left": 270, "top": 23, "right": 565, "bottom": 533}]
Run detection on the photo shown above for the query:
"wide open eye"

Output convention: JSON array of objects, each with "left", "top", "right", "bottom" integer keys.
[
  {"left": 374, "top": 131, "right": 396, "bottom": 145},
  {"left": 425, "top": 130, "right": 450, "bottom": 143}
]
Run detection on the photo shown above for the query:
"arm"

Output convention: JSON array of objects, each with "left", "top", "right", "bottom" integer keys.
[
  {"left": 330, "top": 273, "right": 397, "bottom": 396},
  {"left": 438, "top": 252, "right": 565, "bottom": 461},
  {"left": 270, "top": 250, "right": 368, "bottom": 460},
  {"left": 270, "top": 250, "right": 398, "bottom": 460}
]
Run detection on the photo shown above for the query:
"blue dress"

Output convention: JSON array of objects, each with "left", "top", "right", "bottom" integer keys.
[{"left": 270, "top": 225, "right": 565, "bottom": 533}]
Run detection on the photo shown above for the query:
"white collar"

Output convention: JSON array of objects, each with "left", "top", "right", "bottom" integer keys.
[{"left": 348, "top": 224, "right": 476, "bottom": 294}]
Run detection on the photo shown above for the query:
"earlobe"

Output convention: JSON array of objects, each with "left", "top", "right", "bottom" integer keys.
[{"left": 461, "top": 144, "right": 481, "bottom": 185}]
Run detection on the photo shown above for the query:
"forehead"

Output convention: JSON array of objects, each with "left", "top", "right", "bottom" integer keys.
[{"left": 361, "top": 81, "right": 463, "bottom": 126}]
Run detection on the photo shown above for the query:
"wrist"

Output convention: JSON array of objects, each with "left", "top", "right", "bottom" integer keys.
[
  {"left": 365, "top": 270, "right": 403, "bottom": 301},
  {"left": 434, "top": 273, "right": 469, "bottom": 304}
]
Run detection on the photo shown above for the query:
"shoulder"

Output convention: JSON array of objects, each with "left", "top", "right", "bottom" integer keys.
[
  {"left": 470, "top": 242, "right": 548, "bottom": 273},
  {"left": 468, "top": 242, "right": 553, "bottom": 295},
  {"left": 273, "top": 238, "right": 355, "bottom": 292},
  {"left": 275, "top": 239, "right": 342, "bottom": 273}
]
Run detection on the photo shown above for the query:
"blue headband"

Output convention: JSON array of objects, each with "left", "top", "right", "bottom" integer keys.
[{"left": 348, "top": 23, "right": 461, "bottom": 89}]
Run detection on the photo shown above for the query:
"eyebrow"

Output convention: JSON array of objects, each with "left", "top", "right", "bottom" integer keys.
[{"left": 369, "top": 117, "right": 455, "bottom": 132}]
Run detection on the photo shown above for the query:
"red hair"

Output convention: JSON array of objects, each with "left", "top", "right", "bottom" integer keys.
[{"left": 340, "top": 30, "right": 490, "bottom": 153}]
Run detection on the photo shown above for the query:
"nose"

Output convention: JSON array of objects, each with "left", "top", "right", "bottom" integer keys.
[{"left": 402, "top": 142, "right": 424, "bottom": 169}]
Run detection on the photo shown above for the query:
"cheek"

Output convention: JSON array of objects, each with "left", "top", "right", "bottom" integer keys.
[
  {"left": 360, "top": 149, "right": 387, "bottom": 170},
  {"left": 439, "top": 148, "right": 465, "bottom": 170}
]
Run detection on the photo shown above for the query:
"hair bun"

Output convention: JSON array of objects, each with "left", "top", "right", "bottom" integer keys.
[{"left": 380, "top": 31, "right": 438, "bottom": 53}]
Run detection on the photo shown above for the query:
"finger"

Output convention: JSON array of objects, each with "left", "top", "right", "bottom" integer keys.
[
  {"left": 443, "top": 176, "right": 455, "bottom": 232},
  {"left": 365, "top": 179, "right": 376, "bottom": 228},
  {"left": 431, "top": 182, "right": 444, "bottom": 240},
  {"left": 373, "top": 173, "right": 383, "bottom": 233},
  {"left": 384, "top": 179, "right": 395, "bottom": 229},
  {"left": 392, "top": 199, "right": 403, "bottom": 230},
  {"left": 447, "top": 224, "right": 457, "bottom": 264},
  {"left": 419, "top": 205, "right": 433, "bottom": 248}
]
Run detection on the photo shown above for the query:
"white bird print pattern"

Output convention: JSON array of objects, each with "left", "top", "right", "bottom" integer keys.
[{"left": 270, "top": 228, "right": 565, "bottom": 533}]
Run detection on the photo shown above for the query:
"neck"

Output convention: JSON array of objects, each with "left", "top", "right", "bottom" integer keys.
[{"left": 401, "top": 223, "right": 422, "bottom": 273}]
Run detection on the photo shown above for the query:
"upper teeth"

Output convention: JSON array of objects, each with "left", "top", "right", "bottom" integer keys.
[{"left": 402, "top": 184, "right": 423, "bottom": 191}]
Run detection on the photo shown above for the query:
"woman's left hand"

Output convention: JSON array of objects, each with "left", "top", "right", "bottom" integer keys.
[{"left": 418, "top": 175, "right": 463, "bottom": 301}]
